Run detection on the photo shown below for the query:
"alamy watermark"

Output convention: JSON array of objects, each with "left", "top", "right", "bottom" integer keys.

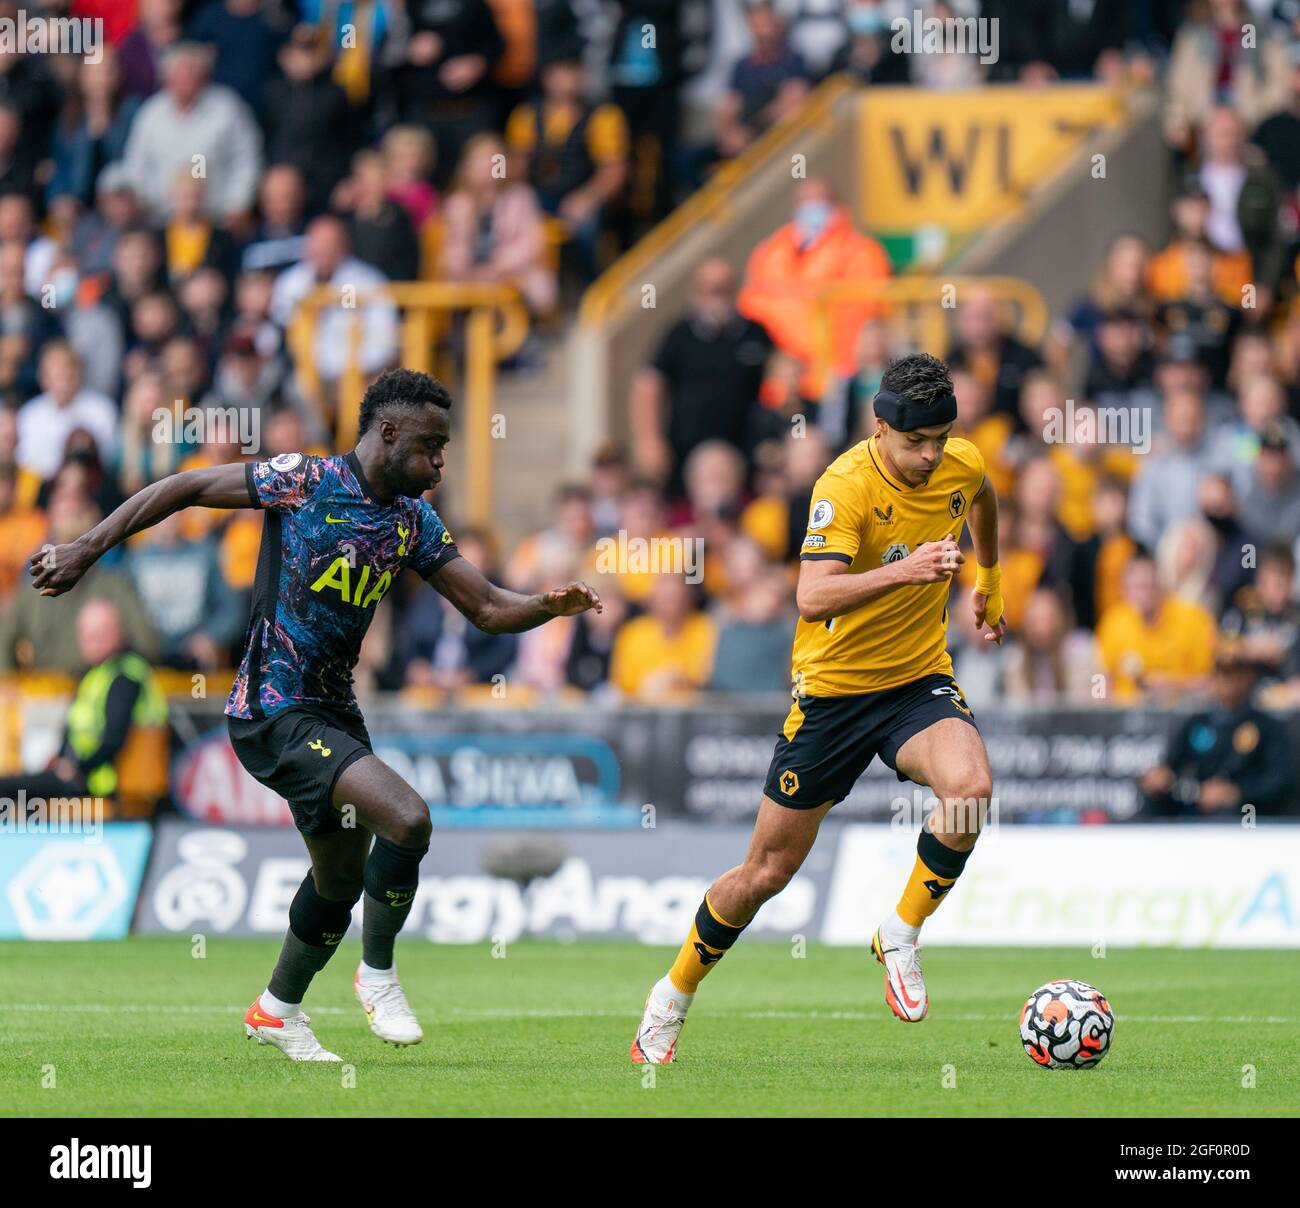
[
  {"left": 595, "top": 531, "right": 705, "bottom": 585},
  {"left": 891, "top": 8, "right": 999, "bottom": 65},
  {"left": 152, "top": 404, "right": 260, "bottom": 455},
  {"left": 1043, "top": 399, "right": 1152, "bottom": 455},
  {"left": 0, "top": 9, "right": 103, "bottom": 62},
  {"left": 891, "top": 788, "right": 1000, "bottom": 837},
  {"left": 0, "top": 792, "right": 104, "bottom": 842}
]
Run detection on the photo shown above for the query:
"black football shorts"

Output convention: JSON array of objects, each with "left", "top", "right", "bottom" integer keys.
[
  {"left": 762, "top": 673, "right": 978, "bottom": 809},
  {"left": 227, "top": 703, "right": 374, "bottom": 834}
]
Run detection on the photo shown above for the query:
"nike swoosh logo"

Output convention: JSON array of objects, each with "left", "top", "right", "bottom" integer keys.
[
  {"left": 325, "top": 515, "right": 347, "bottom": 524},
  {"left": 250, "top": 1011, "right": 281, "bottom": 1026}
]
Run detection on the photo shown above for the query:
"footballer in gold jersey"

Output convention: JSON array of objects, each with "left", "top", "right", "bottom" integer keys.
[{"left": 633, "top": 353, "right": 1007, "bottom": 1062}]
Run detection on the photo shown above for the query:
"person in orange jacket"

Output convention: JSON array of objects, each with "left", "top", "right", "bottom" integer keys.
[{"left": 737, "top": 178, "right": 892, "bottom": 399}]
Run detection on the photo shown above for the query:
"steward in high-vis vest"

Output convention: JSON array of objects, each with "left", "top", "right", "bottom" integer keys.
[
  {"left": 63, "top": 648, "right": 168, "bottom": 798},
  {"left": 0, "top": 598, "right": 168, "bottom": 815}
]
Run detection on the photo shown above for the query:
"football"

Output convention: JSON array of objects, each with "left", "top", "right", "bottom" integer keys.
[{"left": 1019, "top": 979, "right": 1115, "bottom": 1070}]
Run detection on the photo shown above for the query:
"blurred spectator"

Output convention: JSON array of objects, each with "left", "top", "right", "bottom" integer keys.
[
  {"left": 0, "top": 193, "right": 58, "bottom": 300},
  {"left": 159, "top": 335, "right": 213, "bottom": 408},
  {"left": 708, "top": 561, "right": 794, "bottom": 694},
  {"left": 394, "top": 0, "right": 506, "bottom": 189},
  {"left": 199, "top": 324, "right": 287, "bottom": 421},
  {"left": 1058, "top": 234, "right": 1151, "bottom": 365},
  {"left": 982, "top": 0, "right": 1128, "bottom": 83},
  {"left": 1003, "top": 586, "right": 1099, "bottom": 704},
  {"left": 1096, "top": 550, "right": 1217, "bottom": 702},
  {"left": 335, "top": 149, "right": 420, "bottom": 282},
  {"left": 122, "top": 42, "right": 263, "bottom": 224},
  {"left": 177, "top": 266, "right": 233, "bottom": 363},
  {"left": 117, "top": 0, "right": 184, "bottom": 99},
  {"left": 1128, "top": 385, "right": 1216, "bottom": 552},
  {"left": 714, "top": 2, "right": 810, "bottom": 160},
  {"left": 1155, "top": 515, "right": 1221, "bottom": 613},
  {"left": 0, "top": 488, "right": 160, "bottom": 673},
  {"left": 0, "top": 462, "right": 45, "bottom": 602},
  {"left": 588, "top": 443, "right": 629, "bottom": 536},
  {"left": 1137, "top": 643, "right": 1293, "bottom": 817},
  {"left": 820, "top": 317, "right": 890, "bottom": 453},
  {"left": 121, "top": 511, "right": 245, "bottom": 669},
  {"left": 565, "top": 586, "right": 628, "bottom": 695},
  {"left": 1210, "top": 373, "right": 1300, "bottom": 498},
  {"left": 261, "top": 24, "right": 356, "bottom": 215},
  {"left": 115, "top": 369, "right": 194, "bottom": 497},
  {"left": 16, "top": 341, "right": 118, "bottom": 481},
  {"left": 1164, "top": 0, "right": 1291, "bottom": 152},
  {"left": 270, "top": 214, "right": 398, "bottom": 384},
  {"left": 241, "top": 164, "right": 308, "bottom": 275},
  {"left": 188, "top": 0, "right": 288, "bottom": 111},
  {"left": 123, "top": 289, "right": 182, "bottom": 379},
  {"left": 505, "top": 55, "right": 630, "bottom": 280},
  {"left": 163, "top": 172, "right": 240, "bottom": 283},
  {"left": 741, "top": 425, "right": 832, "bottom": 562},
  {"left": 1196, "top": 470, "right": 1254, "bottom": 613},
  {"left": 1238, "top": 421, "right": 1300, "bottom": 548},
  {"left": 47, "top": 49, "right": 142, "bottom": 213},
  {"left": 0, "top": 238, "right": 53, "bottom": 400},
  {"left": 0, "top": 102, "right": 32, "bottom": 201},
  {"left": 949, "top": 286, "right": 1043, "bottom": 430},
  {"left": 829, "top": 2, "right": 910, "bottom": 86},
  {"left": 606, "top": 0, "right": 687, "bottom": 224},
  {"left": 231, "top": 268, "right": 283, "bottom": 361},
  {"left": 505, "top": 482, "right": 594, "bottom": 594},
  {"left": 609, "top": 573, "right": 715, "bottom": 701},
  {"left": 0, "top": 2, "right": 63, "bottom": 155},
  {"left": 38, "top": 428, "right": 125, "bottom": 522},
  {"left": 399, "top": 529, "right": 519, "bottom": 692},
  {"left": 738, "top": 178, "right": 891, "bottom": 398},
  {"left": 438, "top": 133, "right": 556, "bottom": 317},
  {"left": 1194, "top": 107, "right": 1284, "bottom": 293},
  {"left": 0, "top": 599, "right": 167, "bottom": 811},
  {"left": 45, "top": 249, "right": 124, "bottom": 401},
  {"left": 952, "top": 367, "right": 1014, "bottom": 499},
  {"left": 67, "top": 163, "right": 143, "bottom": 278},
  {"left": 630, "top": 257, "right": 772, "bottom": 494},
  {"left": 1251, "top": 48, "right": 1300, "bottom": 191},
  {"left": 1146, "top": 174, "right": 1253, "bottom": 304},
  {"left": 1083, "top": 309, "right": 1158, "bottom": 415},
  {"left": 1082, "top": 475, "right": 1136, "bottom": 628},
  {"left": 381, "top": 124, "right": 439, "bottom": 230},
  {"left": 1221, "top": 544, "right": 1300, "bottom": 683}
]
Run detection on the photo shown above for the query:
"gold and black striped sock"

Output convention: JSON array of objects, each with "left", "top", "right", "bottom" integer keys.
[
  {"left": 668, "top": 894, "right": 747, "bottom": 994},
  {"left": 896, "top": 829, "right": 974, "bottom": 927}
]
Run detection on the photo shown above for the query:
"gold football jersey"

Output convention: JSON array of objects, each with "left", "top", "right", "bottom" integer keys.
[{"left": 794, "top": 434, "right": 986, "bottom": 695}]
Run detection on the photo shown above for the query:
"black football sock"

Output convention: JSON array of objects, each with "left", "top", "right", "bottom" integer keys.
[
  {"left": 360, "top": 836, "right": 428, "bottom": 970},
  {"left": 266, "top": 873, "right": 357, "bottom": 1005}
]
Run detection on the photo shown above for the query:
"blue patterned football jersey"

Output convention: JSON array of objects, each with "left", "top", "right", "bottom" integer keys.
[{"left": 225, "top": 450, "right": 460, "bottom": 719}]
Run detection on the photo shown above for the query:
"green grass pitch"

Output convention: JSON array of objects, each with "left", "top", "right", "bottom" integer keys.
[{"left": 2, "top": 938, "right": 1296, "bottom": 1117}]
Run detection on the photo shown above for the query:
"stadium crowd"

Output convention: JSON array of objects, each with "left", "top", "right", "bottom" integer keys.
[{"left": 1, "top": 0, "right": 1299, "bottom": 724}]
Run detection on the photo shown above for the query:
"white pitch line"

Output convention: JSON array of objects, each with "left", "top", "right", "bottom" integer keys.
[
  {"left": 445, "top": 1008, "right": 1300, "bottom": 1025},
  {"left": 7, "top": 1003, "right": 1298, "bottom": 1026}
]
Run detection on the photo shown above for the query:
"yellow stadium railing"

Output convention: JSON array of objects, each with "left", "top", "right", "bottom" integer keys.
[
  {"left": 285, "top": 282, "right": 530, "bottom": 528},
  {"left": 811, "top": 276, "right": 1050, "bottom": 387},
  {"left": 578, "top": 73, "right": 858, "bottom": 330}
]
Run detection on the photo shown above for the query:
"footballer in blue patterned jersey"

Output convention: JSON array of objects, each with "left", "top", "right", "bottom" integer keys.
[{"left": 31, "top": 368, "right": 601, "bottom": 1061}]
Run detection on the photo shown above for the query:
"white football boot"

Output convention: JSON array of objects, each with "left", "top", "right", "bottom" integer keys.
[
  {"left": 630, "top": 977, "right": 691, "bottom": 1063},
  {"left": 871, "top": 926, "right": 929, "bottom": 1022},
  {"left": 354, "top": 968, "right": 424, "bottom": 1045},
  {"left": 243, "top": 999, "right": 342, "bottom": 1060}
]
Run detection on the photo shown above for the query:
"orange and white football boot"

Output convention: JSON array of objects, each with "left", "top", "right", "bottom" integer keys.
[
  {"left": 872, "top": 926, "right": 929, "bottom": 1022},
  {"left": 244, "top": 997, "right": 342, "bottom": 1060}
]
